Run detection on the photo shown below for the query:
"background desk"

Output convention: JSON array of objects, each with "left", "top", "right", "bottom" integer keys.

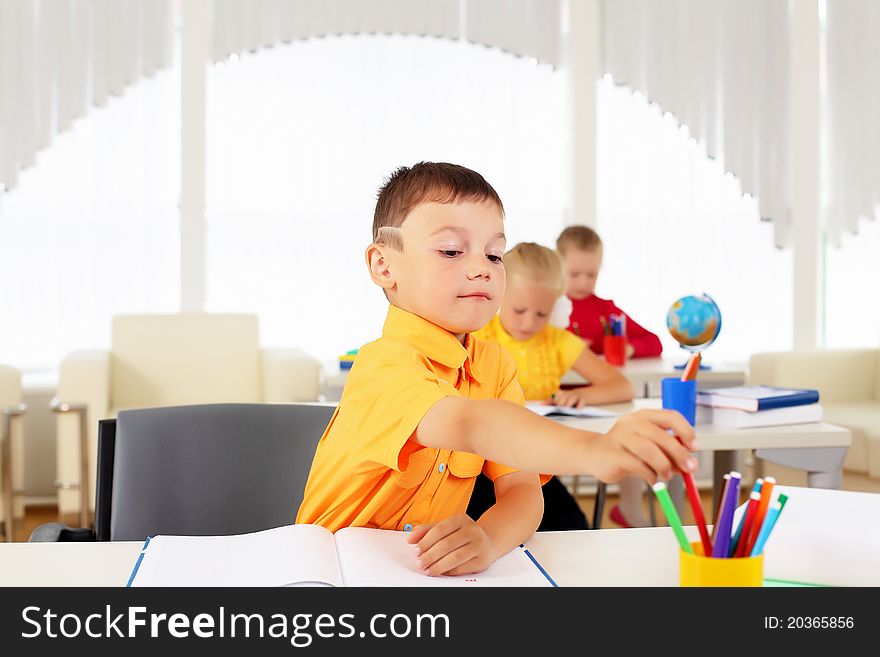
[
  {"left": 322, "top": 357, "right": 747, "bottom": 402},
  {"left": 2, "top": 487, "right": 876, "bottom": 587},
  {"left": 563, "top": 400, "right": 851, "bottom": 509},
  {"left": 561, "top": 356, "right": 746, "bottom": 398}
]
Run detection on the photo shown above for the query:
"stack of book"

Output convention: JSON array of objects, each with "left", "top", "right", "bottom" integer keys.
[{"left": 696, "top": 385, "right": 821, "bottom": 428}]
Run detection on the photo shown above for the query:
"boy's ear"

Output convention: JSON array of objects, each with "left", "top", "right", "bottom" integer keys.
[{"left": 365, "top": 242, "right": 397, "bottom": 291}]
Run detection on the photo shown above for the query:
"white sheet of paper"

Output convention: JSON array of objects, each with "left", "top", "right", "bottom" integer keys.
[{"left": 525, "top": 402, "right": 619, "bottom": 418}]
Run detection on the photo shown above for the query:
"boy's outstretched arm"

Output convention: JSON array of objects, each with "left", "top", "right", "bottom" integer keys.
[
  {"left": 407, "top": 471, "right": 543, "bottom": 577},
  {"left": 415, "top": 398, "right": 699, "bottom": 484}
]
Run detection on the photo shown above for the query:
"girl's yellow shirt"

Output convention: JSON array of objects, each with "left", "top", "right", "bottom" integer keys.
[{"left": 473, "top": 315, "right": 586, "bottom": 401}]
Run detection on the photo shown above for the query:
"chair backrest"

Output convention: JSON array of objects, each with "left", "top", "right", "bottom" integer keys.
[
  {"left": 95, "top": 403, "right": 334, "bottom": 541},
  {"left": 111, "top": 314, "right": 262, "bottom": 409},
  {"left": 747, "top": 349, "right": 879, "bottom": 403}
]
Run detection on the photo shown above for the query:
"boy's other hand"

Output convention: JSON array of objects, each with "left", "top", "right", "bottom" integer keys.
[
  {"left": 406, "top": 514, "right": 493, "bottom": 577},
  {"left": 596, "top": 409, "right": 698, "bottom": 484}
]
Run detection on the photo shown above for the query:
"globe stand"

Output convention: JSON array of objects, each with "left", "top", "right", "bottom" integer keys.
[{"left": 673, "top": 360, "right": 711, "bottom": 372}]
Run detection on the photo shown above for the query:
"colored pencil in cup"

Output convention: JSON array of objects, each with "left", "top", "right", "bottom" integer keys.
[
  {"left": 711, "top": 470, "right": 741, "bottom": 558},
  {"left": 750, "top": 501, "right": 784, "bottom": 556},
  {"left": 710, "top": 473, "right": 731, "bottom": 543},
  {"left": 680, "top": 469, "right": 711, "bottom": 556},
  {"left": 733, "top": 491, "right": 763, "bottom": 558},
  {"left": 777, "top": 492, "right": 789, "bottom": 512},
  {"left": 729, "top": 479, "right": 762, "bottom": 556},
  {"left": 653, "top": 481, "right": 694, "bottom": 554},
  {"left": 745, "top": 476, "right": 776, "bottom": 555},
  {"left": 599, "top": 316, "right": 610, "bottom": 335}
]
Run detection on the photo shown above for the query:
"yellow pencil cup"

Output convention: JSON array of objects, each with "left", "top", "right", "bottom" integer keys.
[{"left": 679, "top": 542, "right": 763, "bottom": 587}]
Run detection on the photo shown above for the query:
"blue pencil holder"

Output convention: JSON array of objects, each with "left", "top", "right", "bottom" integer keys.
[{"left": 661, "top": 377, "right": 697, "bottom": 426}]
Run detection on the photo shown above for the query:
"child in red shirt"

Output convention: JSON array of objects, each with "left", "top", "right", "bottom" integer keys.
[
  {"left": 556, "top": 225, "right": 663, "bottom": 528},
  {"left": 557, "top": 226, "right": 662, "bottom": 359}
]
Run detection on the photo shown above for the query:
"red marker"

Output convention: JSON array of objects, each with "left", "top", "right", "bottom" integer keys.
[
  {"left": 745, "top": 476, "right": 776, "bottom": 555},
  {"left": 734, "top": 491, "right": 762, "bottom": 557},
  {"left": 676, "top": 352, "right": 710, "bottom": 553}
]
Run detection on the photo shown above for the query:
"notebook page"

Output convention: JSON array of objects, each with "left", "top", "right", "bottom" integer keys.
[
  {"left": 130, "top": 524, "right": 343, "bottom": 587},
  {"left": 334, "top": 527, "right": 553, "bottom": 587},
  {"left": 525, "top": 402, "right": 618, "bottom": 418}
]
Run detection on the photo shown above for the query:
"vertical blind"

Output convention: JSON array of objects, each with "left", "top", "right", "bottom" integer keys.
[
  {"left": 0, "top": 0, "right": 173, "bottom": 199},
  {"left": 211, "top": 0, "right": 561, "bottom": 67},
  {"left": 825, "top": 0, "right": 880, "bottom": 246},
  {"left": 602, "top": 0, "right": 791, "bottom": 247}
]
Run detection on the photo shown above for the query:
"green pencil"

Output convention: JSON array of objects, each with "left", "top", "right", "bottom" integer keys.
[
  {"left": 653, "top": 482, "right": 694, "bottom": 554},
  {"left": 777, "top": 493, "right": 789, "bottom": 511}
]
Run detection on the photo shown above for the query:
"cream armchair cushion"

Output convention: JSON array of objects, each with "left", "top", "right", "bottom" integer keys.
[
  {"left": 0, "top": 365, "right": 25, "bottom": 531},
  {"left": 747, "top": 349, "right": 880, "bottom": 476},
  {"left": 55, "top": 314, "right": 321, "bottom": 516},
  {"left": 111, "top": 314, "right": 262, "bottom": 408}
]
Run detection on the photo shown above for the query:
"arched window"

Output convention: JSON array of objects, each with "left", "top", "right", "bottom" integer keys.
[{"left": 204, "top": 35, "right": 566, "bottom": 359}]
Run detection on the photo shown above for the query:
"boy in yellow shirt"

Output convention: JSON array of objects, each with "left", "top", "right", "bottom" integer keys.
[
  {"left": 468, "top": 242, "right": 634, "bottom": 530},
  {"left": 296, "top": 162, "right": 697, "bottom": 577}
]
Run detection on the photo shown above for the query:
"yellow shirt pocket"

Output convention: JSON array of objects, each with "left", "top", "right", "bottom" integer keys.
[
  {"left": 447, "top": 451, "right": 485, "bottom": 479},
  {"left": 394, "top": 448, "right": 437, "bottom": 488}
]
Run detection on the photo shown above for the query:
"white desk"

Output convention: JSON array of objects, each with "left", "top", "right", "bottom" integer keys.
[
  {"left": 323, "top": 357, "right": 746, "bottom": 402},
  {"left": 561, "top": 356, "right": 746, "bottom": 398},
  {"left": 562, "top": 399, "right": 851, "bottom": 510},
  {"left": 2, "top": 487, "right": 876, "bottom": 587}
]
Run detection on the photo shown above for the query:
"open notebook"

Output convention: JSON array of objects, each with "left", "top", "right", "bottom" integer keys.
[
  {"left": 127, "top": 524, "right": 556, "bottom": 587},
  {"left": 525, "top": 402, "right": 618, "bottom": 419}
]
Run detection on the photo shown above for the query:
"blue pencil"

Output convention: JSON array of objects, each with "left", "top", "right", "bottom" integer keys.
[
  {"left": 750, "top": 501, "right": 783, "bottom": 556},
  {"left": 711, "top": 470, "right": 741, "bottom": 558}
]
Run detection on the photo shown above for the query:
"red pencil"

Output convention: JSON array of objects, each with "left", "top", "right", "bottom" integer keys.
[
  {"left": 675, "top": 352, "right": 710, "bottom": 553},
  {"left": 734, "top": 492, "right": 762, "bottom": 557},
  {"left": 682, "top": 466, "right": 712, "bottom": 555},
  {"left": 745, "top": 476, "right": 776, "bottom": 555}
]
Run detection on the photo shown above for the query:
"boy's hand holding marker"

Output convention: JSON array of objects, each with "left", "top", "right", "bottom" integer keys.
[{"left": 597, "top": 409, "right": 699, "bottom": 484}]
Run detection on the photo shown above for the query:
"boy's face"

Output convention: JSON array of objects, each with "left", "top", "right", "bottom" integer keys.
[
  {"left": 499, "top": 277, "right": 558, "bottom": 341},
  {"left": 562, "top": 247, "right": 602, "bottom": 300},
  {"left": 369, "top": 200, "right": 506, "bottom": 339}
]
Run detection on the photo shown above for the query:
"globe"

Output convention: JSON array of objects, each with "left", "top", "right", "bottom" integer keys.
[{"left": 666, "top": 293, "right": 722, "bottom": 352}]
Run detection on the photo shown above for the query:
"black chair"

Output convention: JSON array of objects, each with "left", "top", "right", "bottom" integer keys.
[{"left": 30, "top": 403, "right": 334, "bottom": 542}]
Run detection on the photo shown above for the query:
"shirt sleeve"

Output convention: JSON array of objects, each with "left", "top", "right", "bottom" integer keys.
[
  {"left": 553, "top": 326, "right": 589, "bottom": 373},
  {"left": 341, "top": 352, "right": 461, "bottom": 473}
]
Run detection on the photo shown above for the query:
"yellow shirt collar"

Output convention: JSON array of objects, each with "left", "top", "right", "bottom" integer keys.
[{"left": 381, "top": 305, "right": 483, "bottom": 380}]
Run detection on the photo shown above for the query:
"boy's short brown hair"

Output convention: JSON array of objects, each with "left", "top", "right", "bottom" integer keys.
[
  {"left": 556, "top": 225, "right": 603, "bottom": 255},
  {"left": 373, "top": 162, "right": 504, "bottom": 250}
]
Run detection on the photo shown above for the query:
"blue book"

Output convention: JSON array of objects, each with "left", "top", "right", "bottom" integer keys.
[{"left": 696, "top": 385, "right": 819, "bottom": 412}]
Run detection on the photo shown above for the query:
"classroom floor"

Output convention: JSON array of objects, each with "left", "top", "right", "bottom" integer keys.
[{"left": 9, "top": 464, "right": 880, "bottom": 542}]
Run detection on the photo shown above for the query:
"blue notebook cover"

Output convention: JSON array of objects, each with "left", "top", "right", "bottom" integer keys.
[{"left": 697, "top": 385, "right": 819, "bottom": 412}]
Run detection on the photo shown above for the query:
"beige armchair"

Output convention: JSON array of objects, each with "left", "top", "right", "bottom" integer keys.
[
  {"left": 54, "top": 314, "right": 322, "bottom": 525},
  {"left": 748, "top": 349, "right": 880, "bottom": 478},
  {"left": 1, "top": 365, "right": 26, "bottom": 542}
]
